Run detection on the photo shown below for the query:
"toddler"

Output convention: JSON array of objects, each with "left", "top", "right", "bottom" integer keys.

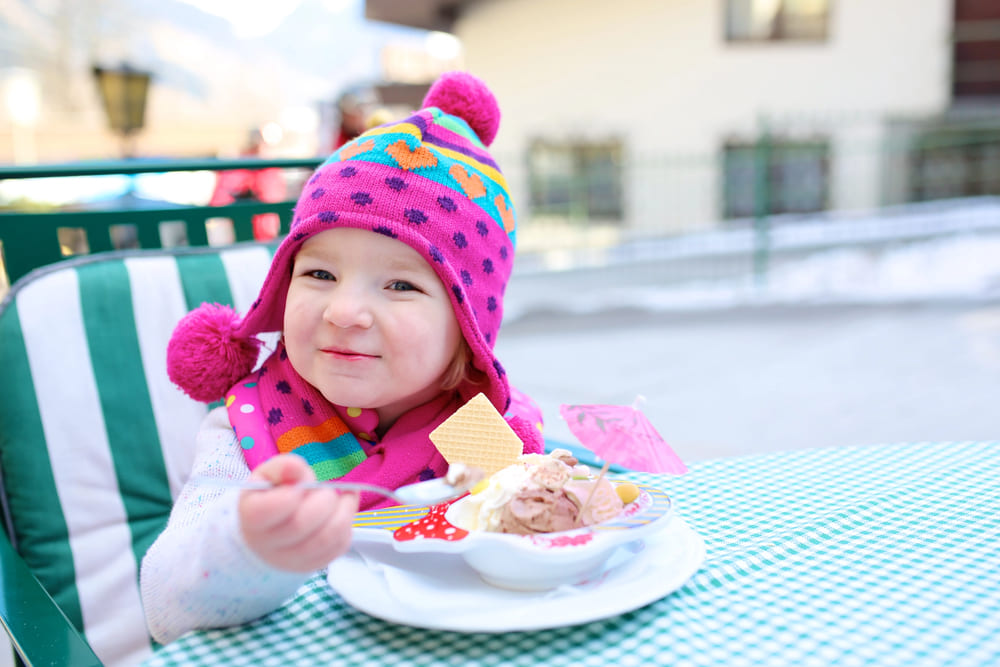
[{"left": 141, "top": 72, "right": 542, "bottom": 643}]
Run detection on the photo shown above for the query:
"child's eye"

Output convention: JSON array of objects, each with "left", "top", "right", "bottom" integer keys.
[
  {"left": 308, "top": 269, "right": 336, "bottom": 281},
  {"left": 388, "top": 280, "right": 418, "bottom": 292}
]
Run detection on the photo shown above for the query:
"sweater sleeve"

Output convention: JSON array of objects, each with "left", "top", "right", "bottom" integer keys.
[{"left": 140, "top": 406, "right": 310, "bottom": 645}]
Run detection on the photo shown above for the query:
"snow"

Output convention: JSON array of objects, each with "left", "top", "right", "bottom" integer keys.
[
  {"left": 497, "top": 198, "right": 1000, "bottom": 465},
  {"left": 505, "top": 198, "right": 1000, "bottom": 320}
]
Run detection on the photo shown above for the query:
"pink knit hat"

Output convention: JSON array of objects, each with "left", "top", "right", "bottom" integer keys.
[{"left": 168, "top": 72, "right": 517, "bottom": 413}]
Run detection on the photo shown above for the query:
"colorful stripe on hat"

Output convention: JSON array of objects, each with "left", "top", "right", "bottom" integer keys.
[{"left": 328, "top": 109, "right": 517, "bottom": 246}]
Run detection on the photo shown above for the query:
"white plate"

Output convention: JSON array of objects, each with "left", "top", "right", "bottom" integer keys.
[
  {"left": 347, "top": 482, "right": 676, "bottom": 591},
  {"left": 327, "top": 514, "right": 705, "bottom": 633}
]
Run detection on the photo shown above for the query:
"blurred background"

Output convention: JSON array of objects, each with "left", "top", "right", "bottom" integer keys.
[{"left": 1, "top": 0, "right": 999, "bottom": 461}]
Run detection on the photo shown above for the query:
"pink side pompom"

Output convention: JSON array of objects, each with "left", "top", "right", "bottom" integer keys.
[
  {"left": 506, "top": 415, "right": 544, "bottom": 455},
  {"left": 166, "top": 303, "right": 261, "bottom": 403},
  {"left": 422, "top": 71, "right": 500, "bottom": 146}
]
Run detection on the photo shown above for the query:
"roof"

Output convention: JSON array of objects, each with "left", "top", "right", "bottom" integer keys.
[{"left": 364, "top": 0, "right": 471, "bottom": 32}]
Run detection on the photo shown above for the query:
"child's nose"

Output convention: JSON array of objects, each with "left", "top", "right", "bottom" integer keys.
[{"left": 322, "top": 288, "right": 374, "bottom": 329}]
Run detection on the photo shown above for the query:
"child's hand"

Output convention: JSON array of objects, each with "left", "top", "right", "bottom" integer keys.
[{"left": 238, "top": 454, "right": 359, "bottom": 573}]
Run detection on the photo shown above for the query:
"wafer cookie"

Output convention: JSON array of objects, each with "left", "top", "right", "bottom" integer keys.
[{"left": 430, "top": 393, "right": 522, "bottom": 475}]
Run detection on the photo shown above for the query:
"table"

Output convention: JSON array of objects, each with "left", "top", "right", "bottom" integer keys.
[{"left": 143, "top": 441, "right": 1000, "bottom": 666}]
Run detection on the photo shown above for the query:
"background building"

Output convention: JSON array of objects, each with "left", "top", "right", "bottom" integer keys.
[{"left": 368, "top": 0, "right": 1000, "bottom": 254}]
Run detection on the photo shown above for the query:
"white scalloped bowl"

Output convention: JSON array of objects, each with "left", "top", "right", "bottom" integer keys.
[{"left": 350, "top": 481, "right": 674, "bottom": 591}]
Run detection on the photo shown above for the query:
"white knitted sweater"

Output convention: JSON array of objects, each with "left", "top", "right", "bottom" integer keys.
[{"left": 140, "top": 407, "right": 310, "bottom": 644}]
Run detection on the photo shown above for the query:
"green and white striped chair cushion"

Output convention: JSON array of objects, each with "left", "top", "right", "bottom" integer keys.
[{"left": 0, "top": 244, "right": 274, "bottom": 666}]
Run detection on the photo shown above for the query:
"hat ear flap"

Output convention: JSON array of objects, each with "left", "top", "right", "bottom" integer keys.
[{"left": 167, "top": 303, "right": 261, "bottom": 403}]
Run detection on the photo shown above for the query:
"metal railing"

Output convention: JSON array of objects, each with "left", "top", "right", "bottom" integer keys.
[
  {"left": 4, "top": 114, "right": 1000, "bottom": 295},
  {"left": 504, "top": 110, "right": 1000, "bottom": 288},
  {"left": 0, "top": 157, "right": 322, "bottom": 287}
]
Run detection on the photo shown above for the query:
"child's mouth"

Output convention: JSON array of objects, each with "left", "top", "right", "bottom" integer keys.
[{"left": 322, "top": 346, "right": 378, "bottom": 361}]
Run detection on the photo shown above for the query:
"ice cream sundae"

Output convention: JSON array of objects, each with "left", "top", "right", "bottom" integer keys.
[
  {"left": 428, "top": 393, "right": 642, "bottom": 536},
  {"left": 448, "top": 449, "right": 635, "bottom": 535}
]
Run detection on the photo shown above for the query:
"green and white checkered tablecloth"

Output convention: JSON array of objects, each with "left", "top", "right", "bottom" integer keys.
[{"left": 143, "top": 441, "right": 1000, "bottom": 666}]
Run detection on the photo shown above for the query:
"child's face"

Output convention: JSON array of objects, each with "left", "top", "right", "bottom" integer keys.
[{"left": 283, "top": 227, "right": 463, "bottom": 427}]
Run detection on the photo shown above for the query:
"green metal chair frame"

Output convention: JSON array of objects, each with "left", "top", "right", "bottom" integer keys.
[{"left": 0, "top": 523, "right": 101, "bottom": 665}]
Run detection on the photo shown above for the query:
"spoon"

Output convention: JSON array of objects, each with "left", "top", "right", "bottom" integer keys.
[{"left": 187, "top": 475, "right": 472, "bottom": 506}]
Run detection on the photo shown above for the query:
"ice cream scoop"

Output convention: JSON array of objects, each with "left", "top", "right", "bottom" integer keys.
[{"left": 498, "top": 487, "right": 581, "bottom": 534}]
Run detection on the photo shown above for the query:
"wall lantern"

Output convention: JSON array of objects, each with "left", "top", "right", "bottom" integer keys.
[{"left": 92, "top": 64, "right": 152, "bottom": 157}]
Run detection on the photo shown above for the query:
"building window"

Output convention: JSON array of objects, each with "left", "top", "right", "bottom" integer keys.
[
  {"left": 528, "top": 140, "right": 624, "bottom": 220},
  {"left": 722, "top": 139, "right": 830, "bottom": 218},
  {"left": 725, "top": 0, "right": 830, "bottom": 42},
  {"left": 908, "top": 127, "right": 1000, "bottom": 201}
]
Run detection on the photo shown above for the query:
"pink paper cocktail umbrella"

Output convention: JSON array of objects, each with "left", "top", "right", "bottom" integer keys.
[{"left": 559, "top": 397, "right": 687, "bottom": 475}]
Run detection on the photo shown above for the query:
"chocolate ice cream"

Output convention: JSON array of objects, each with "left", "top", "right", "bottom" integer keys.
[
  {"left": 498, "top": 487, "right": 581, "bottom": 534},
  {"left": 450, "top": 449, "right": 626, "bottom": 535}
]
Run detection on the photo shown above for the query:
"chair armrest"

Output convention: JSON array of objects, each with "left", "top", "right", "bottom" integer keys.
[{"left": 0, "top": 530, "right": 102, "bottom": 666}]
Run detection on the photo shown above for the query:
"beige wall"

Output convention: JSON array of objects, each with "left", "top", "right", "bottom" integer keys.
[{"left": 453, "top": 0, "right": 953, "bottom": 241}]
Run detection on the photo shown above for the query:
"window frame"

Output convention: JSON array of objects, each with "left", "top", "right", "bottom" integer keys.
[
  {"left": 722, "top": 137, "right": 831, "bottom": 219},
  {"left": 527, "top": 138, "right": 625, "bottom": 221},
  {"left": 724, "top": 0, "right": 831, "bottom": 43}
]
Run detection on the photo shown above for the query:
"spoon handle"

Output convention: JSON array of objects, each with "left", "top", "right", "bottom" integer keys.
[{"left": 187, "top": 476, "right": 404, "bottom": 503}]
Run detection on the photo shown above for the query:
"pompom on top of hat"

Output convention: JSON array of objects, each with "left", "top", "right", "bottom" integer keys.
[
  {"left": 167, "top": 303, "right": 262, "bottom": 403},
  {"left": 422, "top": 71, "right": 500, "bottom": 146}
]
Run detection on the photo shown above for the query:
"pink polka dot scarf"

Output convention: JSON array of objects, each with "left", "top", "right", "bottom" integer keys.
[{"left": 225, "top": 342, "right": 456, "bottom": 510}]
